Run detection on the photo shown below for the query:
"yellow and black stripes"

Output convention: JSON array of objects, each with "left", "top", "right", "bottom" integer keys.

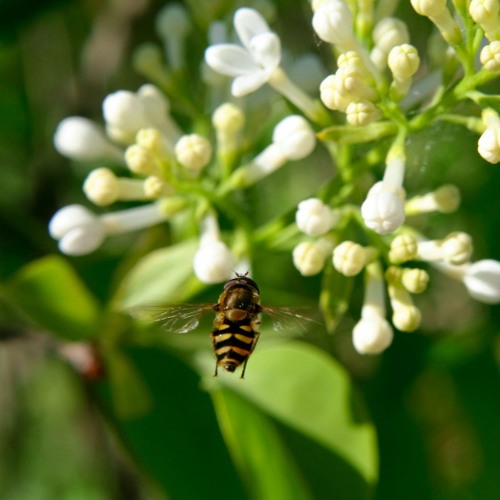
[{"left": 211, "top": 322, "right": 260, "bottom": 378}]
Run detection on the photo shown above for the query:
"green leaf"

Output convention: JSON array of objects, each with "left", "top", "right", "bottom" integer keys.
[
  {"left": 211, "top": 387, "right": 312, "bottom": 500},
  {"left": 5, "top": 255, "right": 100, "bottom": 340},
  {"left": 106, "top": 350, "right": 152, "bottom": 419},
  {"left": 217, "top": 341, "right": 378, "bottom": 487},
  {"left": 114, "top": 238, "right": 199, "bottom": 309}
]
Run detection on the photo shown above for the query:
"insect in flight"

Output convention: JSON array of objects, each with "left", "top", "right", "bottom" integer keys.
[{"left": 141, "top": 273, "right": 316, "bottom": 378}]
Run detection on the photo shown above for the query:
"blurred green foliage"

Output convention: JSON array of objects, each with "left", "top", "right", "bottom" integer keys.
[{"left": 1, "top": 1, "right": 500, "bottom": 499}]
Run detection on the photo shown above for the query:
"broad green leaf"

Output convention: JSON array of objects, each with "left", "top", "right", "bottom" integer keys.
[
  {"left": 114, "top": 238, "right": 199, "bottom": 309},
  {"left": 211, "top": 387, "right": 312, "bottom": 500},
  {"left": 218, "top": 341, "right": 378, "bottom": 486},
  {"left": 100, "top": 347, "right": 246, "bottom": 500},
  {"left": 5, "top": 255, "right": 100, "bottom": 340},
  {"left": 106, "top": 350, "right": 152, "bottom": 419}
]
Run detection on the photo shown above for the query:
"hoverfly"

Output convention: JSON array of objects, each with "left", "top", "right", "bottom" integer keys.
[{"left": 139, "top": 273, "right": 316, "bottom": 378}]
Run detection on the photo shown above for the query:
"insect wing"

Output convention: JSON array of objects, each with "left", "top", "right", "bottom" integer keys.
[
  {"left": 260, "top": 306, "right": 320, "bottom": 334},
  {"left": 131, "top": 303, "right": 216, "bottom": 333}
]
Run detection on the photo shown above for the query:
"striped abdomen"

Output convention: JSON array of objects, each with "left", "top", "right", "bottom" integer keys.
[{"left": 211, "top": 322, "right": 259, "bottom": 378}]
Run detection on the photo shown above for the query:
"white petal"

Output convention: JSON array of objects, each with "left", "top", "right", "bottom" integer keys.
[
  {"left": 248, "top": 32, "right": 281, "bottom": 69},
  {"left": 234, "top": 7, "right": 271, "bottom": 51},
  {"left": 205, "top": 45, "right": 259, "bottom": 76},
  {"left": 464, "top": 259, "right": 500, "bottom": 304},
  {"left": 231, "top": 71, "right": 269, "bottom": 96}
]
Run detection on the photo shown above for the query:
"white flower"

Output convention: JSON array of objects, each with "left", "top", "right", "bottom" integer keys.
[
  {"left": 463, "top": 259, "right": 500, "bottom": 304},
  {"left": 416, "top": 232, "right": 473, "bottom": 265},
  {"left": 155, "top": 3, "right": 191, "bottom": 70},
  {"left": 49, "top": 203, "right": 169, "bottom": 256},
  {"left": 405, "top": 184, "right": 460, "bottom": 215},
  {"left": 204, "top": 8, "right": 281, "bottom": 97},
  {"left": 49, "top": 205, "right": 105, "bottom": 256},
  {"left": 353, "top": 262, "right": 393, "bottom": 354},
  {"left": 193, "top": 241, "right": 235, "bottom": 284},
  {"left": 312, "top": 0, "right": 356, "bottom": 51},
  {"left": 272, "top": 115, "right": 316, "bottom": 160},
  {"left": 293, "top": 240, "right": 332, "bottom": 276},
  {"left": 232, "top": 115, "right": 316, "bottom": 187},
  {"left": 361, "top": 154, "right": 407, "bottom": 235},
  {"left": 469, "top": 0, "right": 500, "bottom": 41},
  {"left": 175, "top": 134, "right": 212, "bottom": 172},
  {"left": 54, "top": 117, "right": 122, "bottom": 162},
  {"left": 296, "top": 198, "right": 335, "bottom": 236},
  {"left": 361, "top": 183, "right": 406, "bottom": 234},
  {"left": 353, "top": 316, "right": 394, "bottom": 354},
  {"left": 103, "top": 85, "right": 179, "bottom": 145}
]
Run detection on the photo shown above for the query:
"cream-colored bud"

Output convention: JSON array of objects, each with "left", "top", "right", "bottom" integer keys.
[
  {"left": 389, "top": 234, "right": 418, "bottom": 263},
  {"left": 319, "top": 75, "right": 351, "bottom": 111},
  {"left": 480, "top": 41, "right": 500, "bottom": 72},
  {"left": 346, "top": 101, "right": 381, "bottom": 126},
  {"left": 212, "top": 103, "right": 245, "bottom": 134},
  {"left": 392, "top": 304, "right": 422, "bottom": 332},
  {"left": 125, "top": 145, "right": 160, "bottom": 175},
  {"left": 175, "top": 134, "right": 212, "bottom": 172},
  {"left": 333, "top": 241, "right": 369, "bottom": 276},
  {"left": 144, "top": 176, "right": 172, "bottom": 198},
  {"left": 401, "top": 268, "right": 429, "bottom": 294},
  {"left": 83, "top": 168, "right": 119, "bottom": 206},
  {"left": 136, "top": 128, "right": 167, "bottom": 155},
  {"left": 293, "top": 240, "right": 331, "bottom": 276},
  {"left": 441, "top": 232, "right": 473, "bottom": 265},
  {"left": 388, "top": 44, "right": 420, "bottom": 81}
]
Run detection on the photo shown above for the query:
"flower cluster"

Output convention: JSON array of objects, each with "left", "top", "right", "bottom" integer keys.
[{"left": 50, "top": 2, "right": 500, "bottom": 354}]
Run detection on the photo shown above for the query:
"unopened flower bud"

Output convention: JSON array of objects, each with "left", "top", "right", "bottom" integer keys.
[
  {"left": 333, "top": 241, "right": 372, "bottom": 276},
  {"left": 346, "top": 101, "right": 381, "bottom": 126},
  {"left": 401, "top": 268, "right": 429, "bottom": 294},
  {"left": 480, "top": 41, "right": 500, "bottom": 72},
  {"left": 296, "top": 198, "right": 336, "bottom": 236},
  {"left": 405, "top": 184, "right": 460, "bottom": 214},
  {"left": 293, "top": 240, "right": 332, "bottom": 276},
  {"left": 175, "top": 134, "right": 212, "bottom": 172},
  {"left": 389, "top": 234, "right": 418, "bottom": 263}
]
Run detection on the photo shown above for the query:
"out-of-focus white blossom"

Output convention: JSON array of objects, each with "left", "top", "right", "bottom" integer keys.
[
  {"left": 193, "top": 214, "right": 234, "bottom": 284},
  {"left": 296, "top": 198, "right": 336, "bottom": 236},
  {"left": 405, "top": 185, "right": 460, "bottom": 215},
  {"left": 463, "top": 259, "right": 500, "bottom": 303},
  {"left": 155, "top": 3, "right": 191, "bottom": 70},
  {"left": 416, "top": 232, "right": 473, "bottom": 265},
  {"left": 49, "top": 203, "right": 168, "bottom": 256},
  {"left": 54, "top": 117, "right": 122, "bottom": 162},
  {"left": 83, "top": 168, "right": 148, "bottom": 206}
]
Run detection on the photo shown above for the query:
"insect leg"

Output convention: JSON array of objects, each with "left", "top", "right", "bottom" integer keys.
[{"left": 240, "top": 331, "right": 260, "bottom": 379}]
